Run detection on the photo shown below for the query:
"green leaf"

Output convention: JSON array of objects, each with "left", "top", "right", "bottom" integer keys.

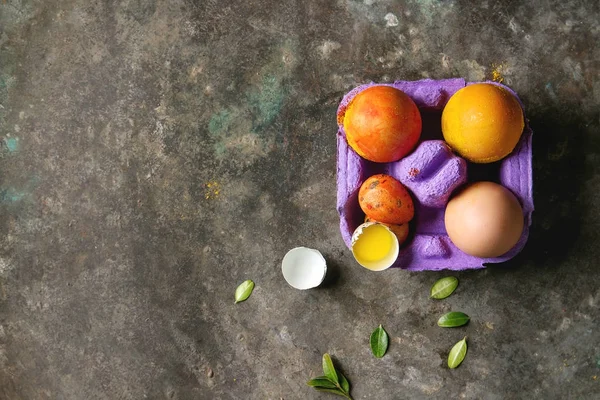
[
  {"left": 310, "top": 355, "right": 353, "bottom": 399},
  {"left": 339, "top": 372, "right": 350, "bottom": 393},
  {"left": 370, "top": 324, "right": 389, "bottom": 358},
  {"left": 448, "top": 337, "right": 468, "bottom": 369},
  {"left": 322, "top": 353, "right": 338, "bottom": 383},
  {"left": 430, "top": 276, "right": 459, "bottom": 299},
  {"left": 307, "top": 377, "right": 337, "bottom": 389},
  {"left": 437, "top": 312, "right": 470, "bottom": 328},
  {"left": 234, "top": 280, "right": 255, "bottom": 303}
]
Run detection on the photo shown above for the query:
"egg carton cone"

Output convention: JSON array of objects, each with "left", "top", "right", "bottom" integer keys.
[{"left": 336, "top": 78, "right": 534, "bottom": 271}]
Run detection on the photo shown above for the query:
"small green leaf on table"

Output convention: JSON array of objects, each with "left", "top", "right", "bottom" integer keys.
[
  {"left": 370, "top": 324, "right": 389, "bottom": 358},
  {"left": 307, "top": 354, "right": 353, "bottom": 399},
  {"left": 430, "top": 276, "right": 459, "bottom": 299},
  {"left": 307, "top": 376, "right": 337, "bottom": 389},
  {"left": 234, "top": 280, "right": 255, "bottom": 303},
  {"left": 437, "top": 312, "right": 470, "bottom": 328},
  {"left": 322, "top": 353, "right": 338, "bottom": 384},
  {"left": 339, "top": 372, "right": 350, "bottom": 393},
  {"left": 448, "top": 337, "right": 468, "bottom": 369}
]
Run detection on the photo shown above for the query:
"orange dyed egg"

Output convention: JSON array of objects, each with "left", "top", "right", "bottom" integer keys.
[
  {"left": 342, "top": 86, "right": 422, "bottom": 163},
  {"left": 442, "top": 83, "right": 524, "bottom": 163},
  {"left": 359, "top": 174, "right": 414, "bottom": 225}
]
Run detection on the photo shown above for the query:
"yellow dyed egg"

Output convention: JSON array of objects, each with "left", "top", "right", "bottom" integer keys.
[{"left": 441, "top": 83, "right": 524, "bottom": 163}]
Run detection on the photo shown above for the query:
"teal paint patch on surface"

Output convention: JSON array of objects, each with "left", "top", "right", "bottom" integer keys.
[
  {"left": 0, "top": 188, "right": 26, "bottom": 203},
  {"left": 4, "top": 137, "right": 18, "bottom": 152},
  {"left": 410, "top": 0, "right": 442, "bottom": 22},
  {"left": 208, "top": 110, "right": 233, "bottom": 137},
  {"left": 0, "top": 177, "right": 38, "bottom": 204},
  {"left": 214, "top": 141, "right": 226, "bottom": 156},
  {"left": 205, "top": 49, "right": 290, "bottom": 158},
  {"left": 208, "top": 109, "right": 237, "bottom": 156},
  {"left": 248, "top": 74, "right": 286, "bottom": 131}
]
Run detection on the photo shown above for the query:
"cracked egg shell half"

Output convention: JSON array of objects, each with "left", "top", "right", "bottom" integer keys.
[{"left": 281, "top": 247, "right": 327, "bottom": 290}]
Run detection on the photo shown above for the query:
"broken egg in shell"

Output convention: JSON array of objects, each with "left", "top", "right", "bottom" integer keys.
[{"left": 351, "top": 222, "right": 399, "bottom": 271}]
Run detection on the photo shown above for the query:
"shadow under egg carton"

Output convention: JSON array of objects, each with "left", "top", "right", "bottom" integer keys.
[{"left": 336, "top": 78, "right": 533, "bottom": 271}]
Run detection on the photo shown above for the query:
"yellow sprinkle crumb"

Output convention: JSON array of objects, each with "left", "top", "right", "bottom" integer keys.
[
  {"left": 204, "top": 181, "right": 221, "bottom": 200},
  {"left": 491, "top": 63, "right": 504, "bottom": 83},
  {"left": 593, "top": 376, "right": 597, "bottom": 380}
]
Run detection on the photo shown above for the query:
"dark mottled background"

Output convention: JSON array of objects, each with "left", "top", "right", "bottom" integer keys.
[{"left": 0, "top": 1, "right": 598, "bottom": 399}]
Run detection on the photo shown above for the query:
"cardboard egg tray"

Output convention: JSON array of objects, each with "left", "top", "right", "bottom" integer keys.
[{"left": 336, "top": 78, "right": 533, "bottom": 271}]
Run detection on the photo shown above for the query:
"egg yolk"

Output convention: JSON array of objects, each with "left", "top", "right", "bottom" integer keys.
[{"left": 353, "top": 224, "right": 394, "bottom": 264}]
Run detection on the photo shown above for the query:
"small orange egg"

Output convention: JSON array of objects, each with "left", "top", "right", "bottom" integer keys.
[
  {"left": 444, "top": 182, "right": 524, "bottom": 258},
  {"left": 358, "top": 174, "right": 414, "bottom": 225}
]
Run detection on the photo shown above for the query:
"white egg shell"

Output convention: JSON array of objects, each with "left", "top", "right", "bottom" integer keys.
[
  {"left": 351, "top": 222, "right": 399, "bottom": 271},
  {"left": 281, "top": 247, "right": 327, "bottom": 290}
]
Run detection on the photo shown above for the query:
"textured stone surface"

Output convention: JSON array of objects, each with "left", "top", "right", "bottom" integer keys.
[{"left": 0, "top": 1, "right": 598, "bottom": 399}]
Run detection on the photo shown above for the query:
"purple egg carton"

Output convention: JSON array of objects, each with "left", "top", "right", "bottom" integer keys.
[{"left": 336, "top": 78, "right": 533, "bottom": 271}]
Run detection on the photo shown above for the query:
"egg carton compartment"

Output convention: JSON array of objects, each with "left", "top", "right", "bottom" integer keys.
[{"left": 336, "top": 78, "right": 533, "bottom": 271}]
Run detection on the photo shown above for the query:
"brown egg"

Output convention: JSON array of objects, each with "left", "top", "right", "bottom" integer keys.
[{"left": 444, "top": 181, "right": 524, "bottom": 258}]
